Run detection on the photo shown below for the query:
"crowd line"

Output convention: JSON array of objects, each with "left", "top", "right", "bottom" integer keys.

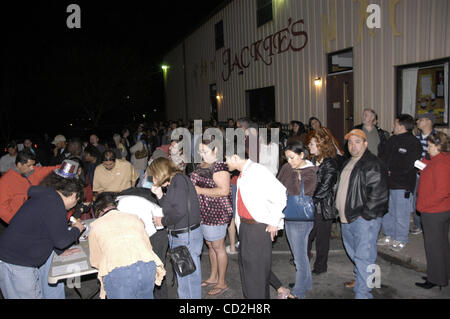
[{"left": 0, "top": 110, "right": 448, "bottom": 299}]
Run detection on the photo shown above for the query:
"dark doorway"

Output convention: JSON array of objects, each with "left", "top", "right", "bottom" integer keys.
[
  {"left": 327, "top": 49, "right": 354, "bottom": 146},
  {"left": 327, "top": 73, "right": 354, "bottom": 146},
  {"left": 245, "top": 86, "right": 275, "bottom": 123}
]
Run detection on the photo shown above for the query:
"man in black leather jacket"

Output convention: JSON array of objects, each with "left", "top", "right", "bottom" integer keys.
[{"left": 335, "top": 129, "right": 389, "bottom": 299}]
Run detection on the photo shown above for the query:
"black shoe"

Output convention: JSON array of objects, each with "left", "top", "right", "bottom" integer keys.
[
  {"left": 312, "top": 269, "right": 327, "bottom": 276},
  {"left": 415, "top": 281, "right": 441, "bottom": 290}
]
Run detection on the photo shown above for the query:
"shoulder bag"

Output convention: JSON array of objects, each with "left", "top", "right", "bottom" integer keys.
[
  {"left": 283, "top": 180, "right": 315, "bottom": 221},
  {"left": 135, "top": 142, "right": 148, "bottom": 160}
]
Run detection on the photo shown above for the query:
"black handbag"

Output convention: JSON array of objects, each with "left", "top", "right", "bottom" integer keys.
[
  {"left": 168, "top": 176, "right": 197, "bottom": 277},
  {"left": 169, "top": 245, "right": 196, "bottom": 277}
]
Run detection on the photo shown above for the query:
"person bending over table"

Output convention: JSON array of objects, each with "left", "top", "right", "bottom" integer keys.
[{"left": 89, "top": 192, "right": 166, "bottom": 299}]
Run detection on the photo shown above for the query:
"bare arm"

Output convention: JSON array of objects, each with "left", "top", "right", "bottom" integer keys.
[{"left": 195, "top": 171, "right": 230, "bottom": 198}]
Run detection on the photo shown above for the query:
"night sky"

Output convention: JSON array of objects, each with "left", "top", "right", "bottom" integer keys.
[{"left": 1, "top": 0, "right": 225, "bottom": 144}]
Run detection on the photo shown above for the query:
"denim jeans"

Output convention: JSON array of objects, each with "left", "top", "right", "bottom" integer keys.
[
  {"left": 412, "top": 174, "right": 422, "bottom": 230},
  {"left": 382, "top": 190, "right": 413, "bottom": 244},
  {"left": 0, "top": 260, "right": 42, "bottom": 299},
  {"left": 169, "top": 226, "right": 203, "bottom": 299},
  {"left": 103, "top": 261, "right": 156, "bottom": 299},
  {"left": 285, "top": 221, "right": 314, "bottom": 298},
  {"left": 341, "top": 217, "right": 382, "bottom": 299},
  {"left": 38, "top": 251, "right": 65, "bottom": 299}
]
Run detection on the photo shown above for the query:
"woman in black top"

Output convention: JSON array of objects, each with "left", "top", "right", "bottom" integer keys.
[
  {"left": 307, "top": 130, "right": 340, "bottom": 275},
  {"left": 148, "top": 157, "right": 203, "bottom": 299}
]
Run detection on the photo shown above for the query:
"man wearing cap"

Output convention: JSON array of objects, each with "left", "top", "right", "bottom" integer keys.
[
  {"left": 411, "top": 113, "right": 437, "bottom": 235},
  {"left": 93, "top": 150, "right": 139, "bottom": 196},
  {"left": 0, "top": 150, "right": 60, "bottom": 224},
  {"left": 335, "top": 129, "right": 388, "bottom": 299},
  {"left": 50, "top": 134, "right": 70, "bottom": 165}
]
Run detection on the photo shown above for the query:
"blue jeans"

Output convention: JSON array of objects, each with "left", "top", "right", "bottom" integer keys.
[
  {"left": 285, "top": 221, "right": 314, "bottom": 298},
  {"left": 341, "top": 217, "right": 382, "bottom": 299},
  {"left": 382, "top": 190, "right": 413, "bottom": 244},
  {"left": 412, "top": 174, "right": 422, "bottom": 230},
  {"left": 169, "top": 227, "right": 203, "bottom": 299},
  {"left": 103, "top": 261, "right": 156, "bottom": 299},
  {"left": 0, "top": 260, "right": 42, "bottom": 299},
  {"left": 38, "top": 251, "right": 65, "bottom": 299}
]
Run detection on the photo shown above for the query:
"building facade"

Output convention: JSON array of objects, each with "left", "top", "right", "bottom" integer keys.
[{"left": 163, "top": 0, "right": 449, "bottom": 143}]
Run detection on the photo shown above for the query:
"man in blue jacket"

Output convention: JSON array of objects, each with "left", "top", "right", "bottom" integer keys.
[{"left": 0, "top": 172, "right": 85, "bottom": 299}]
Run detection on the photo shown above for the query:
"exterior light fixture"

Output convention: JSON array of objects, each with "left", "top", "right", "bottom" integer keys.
[
  {"left": 314, "top": 77, "right": 322, "bottom": 87},
  {"left": 161, "top": 65, "right": 169, "bottom": 71}
]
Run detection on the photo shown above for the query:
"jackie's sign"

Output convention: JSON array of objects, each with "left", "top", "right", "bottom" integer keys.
[{"left": 222, "top": 18, "right": 308, "bottom": 82}]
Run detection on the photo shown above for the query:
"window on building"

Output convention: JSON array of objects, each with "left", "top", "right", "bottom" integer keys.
[
  {"left": 397, "top": 58, "right": 449, "bottom": 127},
  {"left": 245, "top": 86, "right": 275, "bottom": 123},
  {"left": 327, "top": 49, "right": 353, "bottom": 74},
  {"left": 257, "top": 0, "right": 273, "bottom": 27},
  {"left": 215, "top": 20, "right": 224, "bottom": 50}
]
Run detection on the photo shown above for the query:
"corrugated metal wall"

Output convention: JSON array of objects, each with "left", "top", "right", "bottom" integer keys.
[{"left": 164, "top": 0, "right": 450, "bottom": 132}]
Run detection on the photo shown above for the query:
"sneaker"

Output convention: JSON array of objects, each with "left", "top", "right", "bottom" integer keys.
[
  {"left": 377, "top": 236, "right": 392, "bottom": 246},
  {"left": 226, "top": 244, "right": 238, "bottom": 255},
  {"left": 410, "top": 228, "right": 423, "bottom": 235},
  {"left": 390, "top": 240, "right": 406, "bottom": 252},
  {"left": 277, "top": 287, "right": 291, "bottom": 299}
]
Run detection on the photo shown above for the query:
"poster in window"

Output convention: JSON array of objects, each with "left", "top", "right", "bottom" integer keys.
[{"left": 436, "top": 70, "right": 444, "bottom": 98}]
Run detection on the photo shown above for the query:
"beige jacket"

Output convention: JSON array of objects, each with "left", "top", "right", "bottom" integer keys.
[{"left": 89, "top": 210, "right": 166, "bottom": 299}]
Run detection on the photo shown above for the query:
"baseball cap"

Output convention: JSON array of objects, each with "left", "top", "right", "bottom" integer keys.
[
  {"left": 417, "top": 113, "right": 436, "bottom": 124},
  {"left": 52, "top": 135, "right": 66, "bottom": 145},
  {"left": 345, "top": 129, "right": 367, "bottom": 141}
]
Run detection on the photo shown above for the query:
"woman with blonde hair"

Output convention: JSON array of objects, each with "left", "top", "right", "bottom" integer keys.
[
  {"left": 307, "top": 130, "right": 340, "bottom": 275},
  {"left": 148, "top": 157, "right": 203, "bottom": 299}
]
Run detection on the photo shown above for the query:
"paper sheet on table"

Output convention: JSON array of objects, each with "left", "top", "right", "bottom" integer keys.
[
  {"left": 116, "top": 195, "right": 164, "bottom": 237},
  {"left": 52, "top": 261, "right": 89, "bottom": 277},
  {"left": 53, "top": 248, "right": 87, "bottom": 263}
]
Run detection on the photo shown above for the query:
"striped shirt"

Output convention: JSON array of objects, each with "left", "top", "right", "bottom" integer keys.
[{"left": 416, "top": 130, "right": 435, "bottom": 160}]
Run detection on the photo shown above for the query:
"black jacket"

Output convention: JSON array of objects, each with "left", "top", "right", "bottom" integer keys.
[
  {"left": 337, "top": 150, "right": 389, "bottom": 223},
  {"left": 158, "top": 173, "right": 201, "bottom": 230},
  {"left": 379, "top": 132, "right": 422, "bottom": 192},
  {"left": 0, "top": 186, "right": 80, "bottom": 267},
  {"left": 313, "top": 157, "right": 339, "bottom": 220}
]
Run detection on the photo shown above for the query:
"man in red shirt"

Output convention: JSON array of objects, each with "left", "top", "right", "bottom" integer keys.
[
  {"left": 0, "top": 150, "right": 59, "bottom": 224},
  {"left": 225, "top": 146, "right": 286, "bottom": 299}
]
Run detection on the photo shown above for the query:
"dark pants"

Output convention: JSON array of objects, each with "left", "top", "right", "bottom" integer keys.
[
  {"left": 238, "top": 222, "right": 272, "bottom": 299},
  {"left": 421, "top": 211, "right": 450, "bottom": 287},
  {"left": 307, "top": 213, "right": 333, "bottom": 272},
  {"left": 150, "top": 229, "right": 169, "bottom": 299}
]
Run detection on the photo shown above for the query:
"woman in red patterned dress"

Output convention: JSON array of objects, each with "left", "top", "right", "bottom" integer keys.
[{"left": 190, "top": 140, "right": 233, "bottom": 296}]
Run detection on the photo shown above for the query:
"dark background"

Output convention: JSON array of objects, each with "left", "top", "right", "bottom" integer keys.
[{"left": 0, "top": 0, "right": 225, "bottom": 146}]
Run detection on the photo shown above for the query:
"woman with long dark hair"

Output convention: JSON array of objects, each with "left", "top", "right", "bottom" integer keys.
[{"left": 278, "top": 141, "right": 318, "bottom": 299}]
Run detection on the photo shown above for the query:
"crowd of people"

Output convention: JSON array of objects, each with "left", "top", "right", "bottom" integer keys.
[{"left": 0, "top": 110, "right": 448, "bottom": 299}]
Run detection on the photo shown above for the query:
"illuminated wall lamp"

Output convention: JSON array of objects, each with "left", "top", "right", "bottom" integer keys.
[
  {"left": 216, "top": 94, "right": 223, "bottom": 101},
  {"left": 314, "top": 77, "right": 322, "bottom": 87}
]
